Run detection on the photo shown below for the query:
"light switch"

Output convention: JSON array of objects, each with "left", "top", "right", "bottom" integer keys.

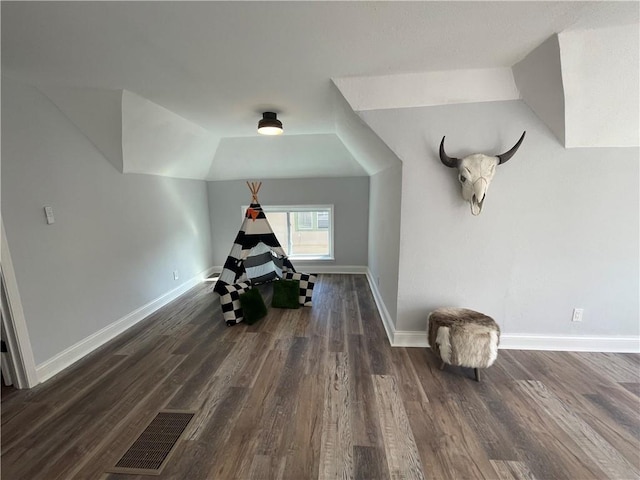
[{"left": 44, "top": 206, "right": 55, "bottom": 225}]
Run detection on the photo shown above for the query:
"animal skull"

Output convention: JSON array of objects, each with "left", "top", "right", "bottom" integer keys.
[{"left": 439, "top": 132, "right": 526, "bottom": 215}]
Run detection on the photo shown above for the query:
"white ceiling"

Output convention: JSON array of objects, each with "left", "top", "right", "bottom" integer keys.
[{"left": 2, "top": 1, "right": 638, "bottom": 180}]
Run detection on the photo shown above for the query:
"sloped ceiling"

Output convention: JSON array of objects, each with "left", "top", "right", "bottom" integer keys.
[{"left": 2, "top": 2, "right": 638, "bottom": 180}]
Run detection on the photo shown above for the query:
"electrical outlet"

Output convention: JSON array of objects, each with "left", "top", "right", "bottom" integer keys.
[
  {"left": 173, "top": 270, "right": 179, "bottom": 280},
  {"left": 572, "top": 308, "right": 583, "bottom": 322},
  {"left": 44, "top": 206, "right": 55, "bottom": 224}
]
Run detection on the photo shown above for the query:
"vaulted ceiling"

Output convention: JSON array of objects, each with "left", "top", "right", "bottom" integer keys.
[{"left": 2, "top": 2, "right": 638, "bottom": 180}]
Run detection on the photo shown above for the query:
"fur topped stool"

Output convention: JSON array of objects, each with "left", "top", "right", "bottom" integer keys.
[{"left": 427, "top": 307, "right": 500, "bottom": 381}]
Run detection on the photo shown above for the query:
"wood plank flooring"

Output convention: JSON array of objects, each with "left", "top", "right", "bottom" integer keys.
[{"left": 1, "top": 274, "right": 639, "bottom": 479}]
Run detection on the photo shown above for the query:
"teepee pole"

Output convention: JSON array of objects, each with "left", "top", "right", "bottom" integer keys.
[{"left": 246, "top": 181, "right": 262, "bottom": 203}]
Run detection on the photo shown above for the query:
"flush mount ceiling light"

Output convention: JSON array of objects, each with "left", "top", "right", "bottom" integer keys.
[{"left": 257, "top": 112, "right": 283, "bottom": 135}]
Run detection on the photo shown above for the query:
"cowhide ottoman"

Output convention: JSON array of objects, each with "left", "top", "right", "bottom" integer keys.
[{"left": 427, "top": 307, "right": 500, "bottom": 381}]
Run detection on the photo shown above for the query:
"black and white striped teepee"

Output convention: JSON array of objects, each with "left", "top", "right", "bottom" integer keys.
[{"left": 213, "top": 182, "right": 296, "bottom": 296}]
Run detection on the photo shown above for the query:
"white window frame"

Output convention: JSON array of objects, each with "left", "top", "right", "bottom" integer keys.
[{"left": 241, "top": 204, "right": 334, "bottom": 260}]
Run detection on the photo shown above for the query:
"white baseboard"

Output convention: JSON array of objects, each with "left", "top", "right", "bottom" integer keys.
[
  {"left": 392, "top": 331, "right": 428, "bottom": 347},
  {"left": 365, "top": 268, "right": 395, "bottom": 346},
  {"left": 378, "top": 329, "right": 639, "bottom": 353},
  {"left": 296, "top": 264, "right": 367, "bottom": 274},
  {"left": 211, "top": 265, "right": 368, "bottom": 275},
  {"left": 499, "top": 334, "right": 640, "bottom": 353},
  {"left": 34, "top": 265, "right": 640, "bottom": 384},
  {"left": 36, "top": 266, "right": 217, "bottom": 384}
]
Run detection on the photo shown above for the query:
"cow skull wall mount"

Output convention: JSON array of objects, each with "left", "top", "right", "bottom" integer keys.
[{"left": 439, "top": 131, "right": 526, "bottom": 215}]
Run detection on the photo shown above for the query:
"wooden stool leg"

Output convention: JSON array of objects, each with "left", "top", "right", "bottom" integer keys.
[{"left": 474, "top": 368, "right": 480, "bottom": 382}]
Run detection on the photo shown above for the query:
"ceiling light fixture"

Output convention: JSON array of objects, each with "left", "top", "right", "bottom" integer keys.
[{"left": 257, "top": 112, "right": 283, "bottom": 135}]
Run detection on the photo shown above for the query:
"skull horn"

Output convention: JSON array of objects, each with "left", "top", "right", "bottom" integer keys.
[
  {"left": 439, "top": 136, "right": 460, "bottom": 168},
  {"left": 497, "top": 131, "right": 526, "bottom": 165}
]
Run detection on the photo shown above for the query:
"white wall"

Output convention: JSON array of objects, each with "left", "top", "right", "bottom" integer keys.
[
  {"left": 361, "top": 100, "right": 639, "bottom": 340},
  {"left": 333, "top": 86, "right": 399, "bottom": 176},
  {"left": 207, "top": 177, "right": 369, "bottom": 268},
  {"left": 38, "top": 86, "right": 125, "bottom": 173},
  {"left": 368, "top": 163, "right": 402, "bottom": 321},
  {"left": 513, "top": 34, "right": 565, "bottom": 146},
  {"left": 333, "top": 68, "right": 519, "bottom": 112},
  {"left": 560, "top": 24, "right": 640, "bottom": 147},
  {"left": 121, "top": 90, "right": 219, "bottom": 179},
  {"left": 1, "top": 77, "right": 214, "bottom": 366}
]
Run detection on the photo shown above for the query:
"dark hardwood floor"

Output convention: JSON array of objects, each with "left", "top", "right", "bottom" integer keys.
[{"left": 1, "top": 274, "right": 639, "bottom": 479}]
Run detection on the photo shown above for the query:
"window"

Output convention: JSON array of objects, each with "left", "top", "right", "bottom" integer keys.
[
  {"left": 295, "top": 212, "right": 314, "bottom": 230},
  {"left": 294, "top": 211, "right": 328, "bottom": 231},
  {"left": 242, "top": 205, "right": 334, "bottom": 260},
  {"left": 317, "top": 211, "right": 329, "bottom": 229}
]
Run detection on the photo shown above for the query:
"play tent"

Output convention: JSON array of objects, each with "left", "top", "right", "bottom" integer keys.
[{"left": 213, "top": 182, "right": 296, "bottom": 296}]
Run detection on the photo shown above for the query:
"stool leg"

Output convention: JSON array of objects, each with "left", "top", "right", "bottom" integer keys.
[{"left": 474, "top": 368, "right": 480, "bottom": 382}]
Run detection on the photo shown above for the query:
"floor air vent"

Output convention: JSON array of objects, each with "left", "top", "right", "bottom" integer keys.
[{"left": 107, "top": 410, "right": 195, "bottom": 476}]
